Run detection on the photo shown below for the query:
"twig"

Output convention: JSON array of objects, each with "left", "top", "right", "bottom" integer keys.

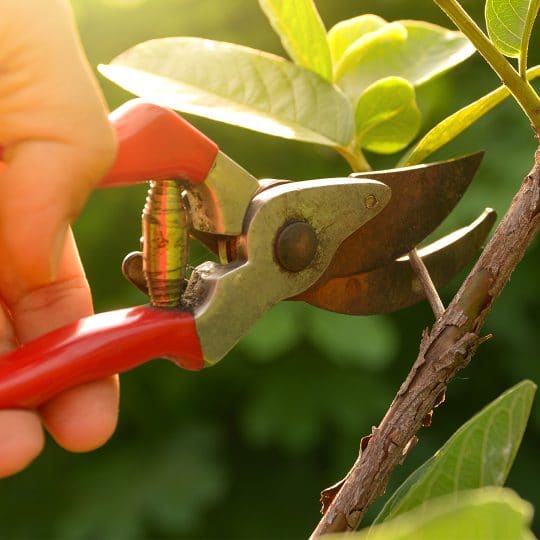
[
  {"left": 337, "top": 144, "right": 372, "bottom": 173},
  {"left": 434, "top": 0, "right": 540, "bottom": 132},
  {"left": 408, "top": 248, "right": 445, "bottom": 319},
  {"left": 310, "top": 149, "right": 540, "bottom": 537}
]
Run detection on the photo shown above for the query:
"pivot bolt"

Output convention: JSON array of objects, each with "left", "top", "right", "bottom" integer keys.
[
  {"left": 275, "top": 221, "right": 318, "bottom": 272},
  {"left": 364, "top": 194, "right": 379, "bottom": 209}
]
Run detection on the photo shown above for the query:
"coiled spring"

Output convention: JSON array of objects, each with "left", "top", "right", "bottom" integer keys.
[{"left": 142, "top": 179, "right": 189, "bottom": 308}]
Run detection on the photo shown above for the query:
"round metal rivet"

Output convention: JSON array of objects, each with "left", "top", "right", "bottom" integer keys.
[
  {"left": 364, "top": 194, "right": 378, "bottom": 209},
  {"left": 275, "top": 221, "right": 318, "bottom": 272}
]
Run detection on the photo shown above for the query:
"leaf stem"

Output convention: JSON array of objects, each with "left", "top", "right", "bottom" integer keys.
[
  {"left": 434, "top": 0, "right": 540, "bottom": 133},
  {"left": 520, "top": 0, "right": 540, "bottom": 80},
  {"left": 337, "top": 144, "right": 372, "bottom": 172}
]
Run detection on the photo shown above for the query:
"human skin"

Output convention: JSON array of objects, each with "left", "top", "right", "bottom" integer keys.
[{"left": 0, "top": 0, "right": 119, "bottom": 476}]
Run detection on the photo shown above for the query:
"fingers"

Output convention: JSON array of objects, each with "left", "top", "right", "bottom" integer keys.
[
  {"left": 5, "top": 230, "right": 120, "bottom": 454},
  {"left": 39, "top": 377, "right": 119, "bottom": 453},
  {"left": 0, "top": 410, "right": 44, "bottom": 478},
  {"left": 0, "top": 304, "right": 44, "bottom": 478}
]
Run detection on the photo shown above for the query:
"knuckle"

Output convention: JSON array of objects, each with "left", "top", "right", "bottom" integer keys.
[{"left": 12, "top": 275, "right": 91, "bottom": 338}]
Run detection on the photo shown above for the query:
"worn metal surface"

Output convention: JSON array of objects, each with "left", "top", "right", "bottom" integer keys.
[
  {"left": 122, "top": 251, "right": 147, "bottom": 294},
  {"left": 186, "top": 178, "right": 391, "bottom": 366},
  {"left": 184, "top": 151, "right": 259, "bottom": 236},
  {"left": 321, "top": 152, "right": 484, "bottom": 280},
  {"left": 295, "top": 208, "right": 496, "bottom": 315}
]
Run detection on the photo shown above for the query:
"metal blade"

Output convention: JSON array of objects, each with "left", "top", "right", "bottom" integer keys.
[
  {"left": 294, "top": 208, "right": 496, "bottom": 315},
  {"left": 321, "top": 152, "right": 484, "bottom": 280}
]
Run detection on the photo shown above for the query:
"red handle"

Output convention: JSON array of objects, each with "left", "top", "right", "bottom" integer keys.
[
  {"left": 0, "top": 99, "right": 220, "bottom": 187},
  {"left": 0, "top": 306, "right": 204, "bottom": 409}
]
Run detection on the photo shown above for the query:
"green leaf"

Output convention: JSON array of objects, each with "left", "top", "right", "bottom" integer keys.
[
  {"left": 333, "top": 488, "right": 533, "bottom": 540},
  {"left": 327, "top": 14, "right": 387, "bottom": 64},
  {"left": 99, "top": 38, "right": 354, "bottom": 147},
  {"left": 335, "top": 20, "right": 475, "bottom": 104},
  {"left": 258, "top": 0, "right": 332, "bottom": 81},
  {"left": 374, "top": 380, "right": 536, "bottom": 524},
  {"left": 485, "top": 0, "right": 539, "bottom": 58},
  {"left": 400, "top": 64, "right": 540, "bottom": 166},
  {"left": 355, "top": 77, "right": 421, "bottom": 154}
]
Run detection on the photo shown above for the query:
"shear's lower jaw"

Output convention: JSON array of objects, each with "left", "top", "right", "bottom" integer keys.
[{"left": 295, "top": 208, "right": 497, "bottom": 315}]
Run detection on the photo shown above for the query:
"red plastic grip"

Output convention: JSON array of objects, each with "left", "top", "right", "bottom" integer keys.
[
  {"left": 0, "top": 100, "right": 220, "bottom": 187},
  {"left": 0, "top": 306, "right": 204, "bottom": 409},
  {"left": 100, "top": 99, "right": 219, "bottom": 187}
]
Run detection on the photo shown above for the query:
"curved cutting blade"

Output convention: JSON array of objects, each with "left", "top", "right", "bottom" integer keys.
[
  {"left": 321, "top": 152, "right": 484, "bottom": 280},
  {"left": 295, "top": 208, "right": 496, "bottom": 315}
]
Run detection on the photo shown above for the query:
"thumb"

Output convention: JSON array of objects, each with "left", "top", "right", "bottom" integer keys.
[
  {"left": 0, "top": 0, "right": 116, "bottom": 296},
  {"left": 0, "top": 139, "right": 113, "bottom": 296}
]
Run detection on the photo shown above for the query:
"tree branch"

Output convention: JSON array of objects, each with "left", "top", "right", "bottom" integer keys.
[{"left": 310, "top": 148, "right": 540, "bottom": 537}]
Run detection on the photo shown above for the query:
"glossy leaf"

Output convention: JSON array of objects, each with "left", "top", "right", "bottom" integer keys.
[
  {"left": 355, "top": 77, "right": 421, "bottom": 154},
  {"left": 336, "top": 489, "right": 533, "bottom": 540},
  {"left": 258, "top": 0, "right": 332, "bottom": 80},
  {"left": 99, "top": 38, "right": 354, "bottom": 147},
  {"left": 327, "top": 14, "right": 386, "bottom": 64},
  {"left": 374, "top": 380, "right": 536, "bottom": 524},
  {"left": 485, "top": 0, "right": 539, "bottom": 57},
  {"left": 335, "top": 20, "right": 475, "bottom": 103},
  {"left": 400, "top": 64, "right": 540, "bottom": 166}
]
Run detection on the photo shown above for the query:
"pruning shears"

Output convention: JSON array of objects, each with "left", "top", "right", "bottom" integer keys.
[{"left": 0, "top": 100, "right": 495, "bottom": 409}]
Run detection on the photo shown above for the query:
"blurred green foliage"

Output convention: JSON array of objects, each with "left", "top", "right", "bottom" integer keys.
[{"left": 0, "top": 1, "right": 539, "bottom": 538}]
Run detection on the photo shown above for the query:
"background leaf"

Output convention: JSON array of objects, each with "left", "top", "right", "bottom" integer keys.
[
  {"left": 400, "top": 65, "right": 540, "bottom": 166},
  {"left": 55, "top": 424, "right": 227, "bottom": 539},
  {"left": 374, "top": 380, "right": 536, "bottom": 524},
  {"left": 307, "top": 310, "right": 399, "bottom": 370},
  {"left": 332, "top": 488, "right": 533, "bottom": 540},
  {"left": 258, "top": 0, "right": 332, "bottom": 80},
  {"left": 335, "top": 20, "right": 475, "bottom": 103},
  {"left": 355, "top": 76, "right": 421, "bottom": 154},
  {"left": 485, "top": 0, "right": 538, "bottom": 58},
  {"left": 240, "top": 347, "right": 394, "bottom": 453},
  {"left": 238, "top": 303, "right": 306, "bottom": 362},
  {"left": 99, "top": 38, "right": 353, "bottom": 147},
  {"left": 327, "top": 14, "right": 386, "bottom": 65}
]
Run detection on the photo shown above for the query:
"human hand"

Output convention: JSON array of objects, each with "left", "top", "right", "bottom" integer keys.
[{"left": 0, "top": 0, "right": 118, "bottom": 476}]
